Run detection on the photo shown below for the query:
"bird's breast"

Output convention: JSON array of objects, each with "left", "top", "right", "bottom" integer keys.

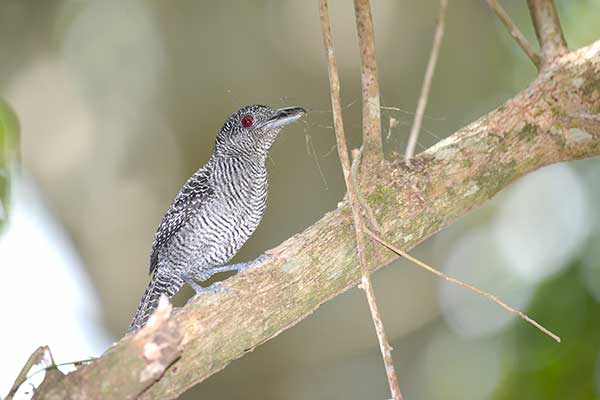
[{"left": 179, "top": 163, "right": 268, "bottom": 266}]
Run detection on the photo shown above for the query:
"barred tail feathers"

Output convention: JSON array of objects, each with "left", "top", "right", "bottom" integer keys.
[{"left": 128, "top": 269, "right": 184, "bottom": 333}]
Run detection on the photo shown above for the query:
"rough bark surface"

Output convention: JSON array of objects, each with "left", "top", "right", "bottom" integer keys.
[
  {"left": 528, "top": 0, "right": 568, "bottom": 65},
  {"left": 35, "top": 298, "right": 181, "bottom": 400},
  {"left": 353, "top": 0, "right": 384, "bottom": 163},
  {"left": 32, "top": 41, "right": 600, "bottom": 400}
]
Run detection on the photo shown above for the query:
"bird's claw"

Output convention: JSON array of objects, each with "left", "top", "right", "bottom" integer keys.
[
  {"left": 254, "top": 253, "right": 274, "bottom": 264},
  {"left": 187, "top": 281, "right": 229, "bottom": 304}
]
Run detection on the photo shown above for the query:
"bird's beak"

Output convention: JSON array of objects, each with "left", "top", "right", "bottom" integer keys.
[{"left": 260, "top": 107, "right": 306, "bottom": 130}]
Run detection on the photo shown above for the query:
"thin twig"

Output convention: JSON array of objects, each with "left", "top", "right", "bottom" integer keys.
[
  {"left": 485, "top": 0, "right": 542, "bottom": 68},
  {"left": 527, "top": 0, "right": 567, "bottom": 67},
  {"left": 26, "top": 357, "right": 97, "bottom": 381},
  {"left": 353, "top": 0, "right": 384, "bottom": 163},
  {"left": 364, "top": 228, "right": 561, "bottom": 343},
  {"left": 405, "top": 0, "right": 448, "bottom": 163},
  {"left": 319, "top": 1, "right": 403, "bottom": 399}
]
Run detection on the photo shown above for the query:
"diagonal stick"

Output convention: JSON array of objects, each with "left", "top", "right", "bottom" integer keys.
[
  {"left": 405, "top": 0, "right": 448, "bottom": 162},
  {"left": 364, "top": 227, "right": 561, "bottom": 343},
  {"left": 486, "top": 0, "right": 542, "bottom": 68}
]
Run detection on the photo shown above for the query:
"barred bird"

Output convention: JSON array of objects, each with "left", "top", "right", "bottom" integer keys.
[{"left": 128, "top": 105, "right": 306, "bottom": 332}]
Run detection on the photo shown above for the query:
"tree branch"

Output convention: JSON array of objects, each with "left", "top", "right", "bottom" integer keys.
[
  {"left": 354, "top": 0, "right": 384, "bottom": 164},
  {"left": 320, "top": 1, "right": 402, "bottom": 398},
  {"left": 485, "top": 0, "right": 541, "bottom": 69},
  {"left": 6, "top": 346, "right": 53, "bottom": 400},
  {"left": 405, "top": 0, "right": 448, "bottom": 162},
  {"left": 33, "top": 297, "right": 181, "bottom": 400},
  {"left": 527, "top": 0, "right": 568, "bottom": 67},
  {"left": 364, "top": 228, "right": 560, "bottom": 342},
  {"left": 30, "top": 40, "right": 600, "bottom": 399}
]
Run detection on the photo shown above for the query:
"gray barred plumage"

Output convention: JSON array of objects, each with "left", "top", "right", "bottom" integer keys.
[{"left": 128, "top": 105, "right": 305, "bottom": 333}]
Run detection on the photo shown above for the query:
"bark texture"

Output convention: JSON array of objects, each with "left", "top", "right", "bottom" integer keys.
[
  {"left": 32, "top": 41, "right": 600, "bottom": 400},
  {"left": 528, "top": 0, "right": 568, "bottom": 66},
  {"left": 353, "top": 0, "right": 384, "bottom": 163}
]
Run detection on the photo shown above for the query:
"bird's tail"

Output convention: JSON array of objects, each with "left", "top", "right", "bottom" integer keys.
[{"left": 128, "top": 269, "right": 184, "bottom": 333}]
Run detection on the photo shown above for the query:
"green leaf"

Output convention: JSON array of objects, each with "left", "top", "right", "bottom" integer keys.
[{"left": 0, "top": 98, "right": 20, "bottom": 233}]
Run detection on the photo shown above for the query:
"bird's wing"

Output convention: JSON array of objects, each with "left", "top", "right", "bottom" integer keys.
[{"left": 149, "top": 168, "right": 214, "bottom": 274}]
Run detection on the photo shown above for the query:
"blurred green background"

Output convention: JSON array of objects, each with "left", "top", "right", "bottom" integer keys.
[{"left": 1, "top": 0, "right": 599, "bottom": 399}]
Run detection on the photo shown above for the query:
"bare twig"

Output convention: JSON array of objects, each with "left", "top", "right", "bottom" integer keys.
[
  {"left": 527, "top": 0, "right": 567, "bottom": 66},
  {"left": 354, "top": 0, "right": 384, "bottom": 164},
  {"left": 26, "top": 358, "right": 96, "bottom": 382},
  {"left": 320, "top": 1, "right": 402, "bottom": 399},
  {"left": 485, "top": 0, "right": 541, "bottom": 68},
  {"left": 364, "top": 228, "right": 561, "bottom": 343},
  {"left": 405, "top": 0, "right": 448, "bottom": 163}
]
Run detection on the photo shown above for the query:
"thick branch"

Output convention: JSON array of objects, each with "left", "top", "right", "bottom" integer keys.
[
  {"left": 527, "top": 0, "right": 568, "bottom": 66},
  {"left": 33, "top": 41, "right": 600, "bottom": 399},
  {"left": 354, "top": 0, "right": 383, "bottom": 164},
  {"left": 34, "top": 298, "right": 181, "bottom": 400}
]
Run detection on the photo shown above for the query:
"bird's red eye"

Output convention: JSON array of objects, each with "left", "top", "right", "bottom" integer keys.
[{"left": 241, "top": 115, "right": 254, "bottom": 128}]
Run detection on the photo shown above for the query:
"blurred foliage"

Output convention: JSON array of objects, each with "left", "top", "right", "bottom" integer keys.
[
  {"left": 493, "top": 264, "right": 600, "bottom": 400},
  {"left": 0, "top": 99, "right": 19, "bottom": 233},
  {"left": 557, "top": 0, "right": 600, "bottom": 48}
]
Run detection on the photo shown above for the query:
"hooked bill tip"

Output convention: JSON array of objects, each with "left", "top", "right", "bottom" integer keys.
[
  {"left": 263, "top": 106, "right": 306, "bottom": 129},
  {"left": 277, "top": 106, "right": 306, "bottom": 117}
]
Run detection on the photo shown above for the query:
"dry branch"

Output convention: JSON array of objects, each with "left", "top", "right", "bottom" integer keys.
[
  {"left": 320, "top": 1, "right": 402, "bottom": 398},
  {"left": 354, "top": 0, "right": 384, "bottom": 164},
  {"left": 364, "top": 228, "right": 560, "bottom": 342},
  {"left": 405, "top": 0, "right": 448, "bottom": 162},
  {"left": 527, "top": 0, "right": 568, "bottom": 66},
  {"left": 27, "top": 39, "right": 600, "bottom": 399},
  {"left": 6, "top": 346, "right": 53, "bottom": 400},
  {"left": 485, "top": 0, "right": 541, "bottom": 68},
  {"left": 34, "top": 297, "right": 181, "bottom": 400}
]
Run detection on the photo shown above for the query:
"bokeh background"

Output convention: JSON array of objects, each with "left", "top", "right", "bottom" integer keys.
[{"left": 1, "top": 0, "right": 599, "bottom": 399}]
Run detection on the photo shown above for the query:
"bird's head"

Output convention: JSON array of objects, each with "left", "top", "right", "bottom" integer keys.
[{"left": 214, "top": 105, "right": 306, "bottom": 160}]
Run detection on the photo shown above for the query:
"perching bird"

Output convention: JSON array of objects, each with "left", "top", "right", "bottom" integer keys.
[{"left": 128, "top": 105, "right": 306, "bottom": 333}]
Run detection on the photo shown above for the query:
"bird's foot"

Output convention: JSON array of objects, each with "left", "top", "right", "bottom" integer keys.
[
  {"left": 236, "top": 253, "right": 273, "bottom": 273},
  {"left": 185, "top": 254, "right": 274, "bottom": 305},
  {"left": 186, "top": 281, "right": 227, "bottom": 304},
  {"left": 201, "top": 253, "right": 274, "bottom": 278}
]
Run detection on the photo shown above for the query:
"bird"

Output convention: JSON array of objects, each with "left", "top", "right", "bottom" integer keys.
[{"left": 128, "top": 104, "right": 306, "bottom": 333}]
